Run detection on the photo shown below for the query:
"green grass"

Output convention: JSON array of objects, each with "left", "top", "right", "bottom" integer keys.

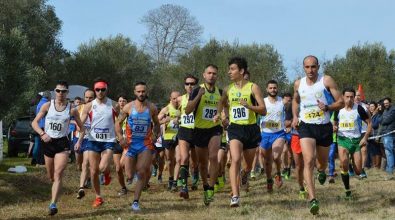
[{"left": 0, "top": 157, "right": 395, "bottom": 220}]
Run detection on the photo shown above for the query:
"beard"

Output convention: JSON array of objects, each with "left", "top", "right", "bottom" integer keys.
[
  {"left": 268, "top": 92, "right": 277, "bottom": 97},
  {"left": 137, "top": 95, "right": 146, "bottom": 102}
]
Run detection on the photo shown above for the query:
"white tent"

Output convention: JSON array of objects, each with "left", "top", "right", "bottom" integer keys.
[{"left": 49, "top": 85, "right": 89, "bottom": 100}]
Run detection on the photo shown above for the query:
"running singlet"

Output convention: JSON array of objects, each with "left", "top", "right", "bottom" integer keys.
[
  {"left": 228, "top": 81, "right": 257, "bottom": 125},
  {"left": 180, "top": 94, "right": 194, "bottom": 129},
  {"left": 45, "top": 100, "right": 71, "bottom": 139},
  {"left": 260, "top": 96, "right": 285, "bottom": 133},
  {"left": 298, "top": 76, "right": 331, "bottom": 124},
  {"left": 163, "top": 103, "right": 180, "bottom": 141},
  {"left": 336, "top": 103, "right": 368, "bottom": 138},
  {"left": 76, "top": 104, "right": 91, "bottom": 139},
  {"left": 88, "top": 98, "right": 117, "bottom": 142},
  {"left": 125, "top": 102, "right": 153, "bottom": 149},
  {"left": 193, "top": 84, "right": 221, "bottom": 129}
]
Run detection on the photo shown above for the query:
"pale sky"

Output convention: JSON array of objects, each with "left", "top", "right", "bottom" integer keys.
[{"left": 49, "top": 0, "right": 395, "bottom": 80}]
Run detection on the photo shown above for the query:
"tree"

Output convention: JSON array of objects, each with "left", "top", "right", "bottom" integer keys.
[
  {"left": 65, "top": 35, "right": 152, "bottom": 99},
  {"left": 324, "top": 43, "right": 395, "bottom": 101},
  {"left": 141, "top": 4, "right": 203, "bottom": 65}
]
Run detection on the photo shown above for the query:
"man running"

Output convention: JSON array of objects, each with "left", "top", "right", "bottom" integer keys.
[
  {"left": 76, "top": 89, "right": 95, "bottom": 199},
  {"left": 80, "top": 78, "right": 119, "bottom": 208},
  {"left": 291, "top": 55, "right": 344, "bottom": 215},
  {"left": 158, "top": 91, "right": 181, "bottom": 191},
  {"left": 334, "top": 88, "right": 371, "bottom": 199},
  {"left": 186, "top": 64, "right": 222, "bottom": 205},
  {"left": 116, "top": 82, "right": 160, "bottom": 211},
  {"left": 259, "top": 80, "right": 287, "bottom": 191},
  {"left": 32, "top": 80, "right": 85, "bottom": 215},
  {"left": 216, "top": 57, "right": 266, "bottom": 207},
  {"left": 177, "top": 74, "right": 199, "bottom": 199}
]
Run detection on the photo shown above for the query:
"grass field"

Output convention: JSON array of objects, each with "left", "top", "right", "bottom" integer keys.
[{"left": 0, "top": 154, "right": 395, "bottom": 220}]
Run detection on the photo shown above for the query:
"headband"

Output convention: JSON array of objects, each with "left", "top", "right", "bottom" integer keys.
[{"left": 94, "top": 81, "right": 108, "bottom": 89}]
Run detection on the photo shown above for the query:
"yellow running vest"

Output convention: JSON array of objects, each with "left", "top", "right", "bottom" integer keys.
[
  {"left": 228, "top": 81, "right": 257, "bottom": 125},
  {"left": 194, "top": 84, "right": 221, "bottom": 129},
  {"left": 180, "top": 94, "right": 194, "bottom": 129},
  {"left": 163, "top": 103, "right": 180, "bottom": 140}
]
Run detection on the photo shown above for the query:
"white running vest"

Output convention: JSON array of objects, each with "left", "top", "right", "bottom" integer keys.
[
  {"left": 260, "top": 96, "right": 285, "bottom": 133},
  {"left": 298, "top": 76, "right": 330, "bottom": 124},
  {"left": 337, "top": 103, "right": 363, "bottom": 138},
  {"left": 88, "top": 98, "right": 116, "bottom": 142},
  {"left": 44, "top": 100, "right": 71, "bottom": 139}
]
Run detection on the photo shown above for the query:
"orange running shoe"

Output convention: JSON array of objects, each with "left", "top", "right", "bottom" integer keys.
[{"left": 92, "top": 197, "right": 104, "bottom": 208}]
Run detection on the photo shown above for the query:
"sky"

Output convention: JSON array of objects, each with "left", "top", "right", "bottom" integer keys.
[{"left": 48, "top": 0, "right": 395, "bottom": 80}]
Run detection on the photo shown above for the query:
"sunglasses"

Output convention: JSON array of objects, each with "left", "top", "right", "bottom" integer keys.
[
  {"left": 55, "top": 89, "right": 68, "bottom": 94},
  {"left": 184, "top": 82, "right": 196, "bottom": 86},
  {"left": 95, "top": 88, "right": 107, "bottom": 92}
]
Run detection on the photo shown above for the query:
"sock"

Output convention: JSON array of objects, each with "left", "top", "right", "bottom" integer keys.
[
  {"left": 203, "top": 184, "right": 209, "bottom": 191},
  {"left": 180, "top": 165, "right": 189, "bottom": 186},
  {"left": 341, "top": 171, "right": 350, "bottom": 190},
  {"left": 133, "top": 200, "right": 139, "bottom": 203}
]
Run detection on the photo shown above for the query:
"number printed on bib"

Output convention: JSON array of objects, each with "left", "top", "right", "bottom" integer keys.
[
  {"left": 202, "top": 107, "right": 217, "bottom": 120},
  {"left": 94, "top": 128, "right": 110, "bottom": 140},
  {"left": 304, "top": 109, "right": 324, "bottom": 121},
  {"left": 132, "top": 124, "right": 149, "bottom": 138},
  {"left": 265, "top": 121, "right": 279, "bottom": 129},
  {"left": 182, "top": 114, "right": 194, "bottom": 126},
  {"left": 231, "top": 106, "right": 248, "bottom": 121},
  {"left": 339, "top": 121, "right": 355, "bottom": 131},
  {"left": 49, "top": 122, "right": 62, "bottom": 131}
]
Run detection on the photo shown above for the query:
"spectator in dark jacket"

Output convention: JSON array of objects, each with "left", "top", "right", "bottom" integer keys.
[
  {"left": 32, "top": 91, "right": 51, "bottom": 165},
  {"left": 380, "top": 98, "right": 395, "bottom": 180}
]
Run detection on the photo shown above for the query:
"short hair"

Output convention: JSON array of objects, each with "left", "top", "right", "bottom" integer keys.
[
  {"left": 205, "top": 64, "right": 218, "bottom": 71},
  {"left": 93, "top": 77, "right": 109, "bottom": 87},
  {"left": 134, "top": 81, "right": 146, "bottom": 88},
  {"left": 266, "top": 79, "right": 278, "bottom": 87},
  {"left": 369, "top": 101, "right": 377, "bottom": 108},
  {"left": 342, "top": 87, "right": 356, "bottom": 95},
  {"left": 74, "top": 97, "right": 82, "bottom": 101},
  {"left": 56, "top": 80, "right": 69, "bottom": 89},
  {"left": 383, "top": 97, "right": 392, "bottom": 103},
  {"left": 228, "top": 57, "right": 248, "bottom": 72},
  {"left": 184, "top": 74, "right": 198, "bottom": 84},
  {"left": 282, "top": 92, "right": 292, "bottom": 98},
  {"left": 84, "top": 88, "right": 94, "bottom": 95},
  {"left": 303, "top": 55, "right": 319, "bottom": 65}
]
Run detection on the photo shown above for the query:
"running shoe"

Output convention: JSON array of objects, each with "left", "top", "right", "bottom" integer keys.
[
  {"left": 309, "top": 199, "right": 319, "bottom": 215},
  {"left": 250, "top": 170, "right": 256, "bottom": 181},
  {"left": 127, "top": 178, "right": 133, "bottom": 185},
  {"left": 203, "top": 190, "right": 214, "bottom": 206},
  {"left": 317, "top": 171, "right": 326, "bottom": 185},
  {"left": 267, "top": 178, "right": 274, "bottom": 192},
  {"left": 328, "top": 176, "right": 335, "bottom": 184},
  {"left": 99, "top": 174, "right": 104, "bottom": 185},
  {"left": 92, "top": 197, "right": 104, "bottom": 208},
  {"left": 84, "top": 178, "right": 91, "bottom": 189},
  {"left": 218, "top": 176, "right": 225, "bottom": 190},
  {"left": 348, "top": 165, "right": 355, "bottom": 177},
  {"left": 179, "top": 186, "right": 189, "bottom": 199},
  {"left": 131, "top": 201, "right": 140, "bottom": 212},
  {"left": 274, "top": 174, "right": 283, "bottom": 188},
  {"left": 157, "top": 175, "right": 162, "bottom": 184},
  {"left": 48, "top": 203, "right": 58, "bottom": 216},
  {"left": 241, "top": 171, "right": 249, "bottom": 192},
  {"left": 152, "top": 165, "right": 158, "bottom": 177},
  {"left": 214, "top": 183, "right": 219, "bottom": 193},
  {"left": 230, "top": 196, "right": 240, "bottom": 207},
  {"left": 285, "top": 168, "right": 291, "bottom": 180},
  {"left": 177, "top": 179, "right": 182, "bottom": 187},
  {"left": 191, "top": 173, "right": 199, "bottom": 190},
  {"left": 344, "top": 190, "right": 352, "bottom": 200},
  {"left": 299, "top": 190, "right": 307, "bottom": 200},
  {"left": 77, "top": 188, "right": 85, "bottom": 199},
  {"left": 103, "top": 172, "right": 111, "bottom": 185},
  {"left": 118, "top": 187, "right": 128, "bottom": 196},
  {"left": 359, "top": 169, "right": 367, "bottom": 179}
]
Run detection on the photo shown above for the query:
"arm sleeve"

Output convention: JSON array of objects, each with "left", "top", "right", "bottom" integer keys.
[
  {"left": 357, "top": 105, "right": 369, "bottom": 121},
  {"left": 381, "top": 107, "right": 395, "bottom": 126}
]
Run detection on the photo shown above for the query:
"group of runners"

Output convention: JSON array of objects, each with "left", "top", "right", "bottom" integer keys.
[{"left": 31, "top": 55, "right": 376, "bottom": 216}]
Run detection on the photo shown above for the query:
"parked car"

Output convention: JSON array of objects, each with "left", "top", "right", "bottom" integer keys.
[{"left": 7, "top": 116, "right": 32, "bottom": 157}]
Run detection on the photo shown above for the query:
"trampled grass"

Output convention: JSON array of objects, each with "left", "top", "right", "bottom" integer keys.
[{"left": 0, "top": 157, "right": 394, "bottom": 220}]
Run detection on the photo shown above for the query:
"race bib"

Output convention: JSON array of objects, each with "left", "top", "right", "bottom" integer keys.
[
  {"left": 181, "top": 114, "right": 194, "bottom": 126},
  {"left": 339, "top": 121, "right": 355, "bottom": 131},
  {"left": 231, "top": 106, "right": 248, "bottom": 121},
  {"left": 132, "top": 124, "right": 149, "bottom": 138},
  {"left": 264, "top": 121, "right": 280, "bottom": 129},
  {"left": 168, "top": 120, "right": 179, "bottom": 130},
  {"left": 304, "top": 109, "right": 324, "bottom": 122},
  {"left": 202, "top": 107, "right": 217, "bottom": 120},
  {"left": 94, "top": 128, "right": 110, "bottom": 140}
]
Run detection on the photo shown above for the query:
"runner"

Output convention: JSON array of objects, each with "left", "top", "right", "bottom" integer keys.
[
  {"left": 355, "top": 91, "right": 370, "bottom": 178},
  {"left": 113, "top": 94, "right": 128, "bottom": 196},
  {"left": 177, "top": 74, "right": 199, "bottom": 199},
  {"left": 259, "top": 80, "right": 287, "bottom": 191},
  {"left": 291, "top": 55, "right": 344, "bottom": 215},
  {"left": 116, "top": 82, "right": 160, "bottom": 211},
  {"left": 334, "top": 88, "right": 371, "bottom": 199},
  {"left": 186, "top": 64, "right": 222, "bottom": 205},
  {"left": 32, "top": 80, "right": 85, "bottom": 215},
  {"left": 79, "top": 78, "right": 119, "bottom": 208},
  {"left": 215, "top": 57, "right": 266, "bottom": 207},
  {"left": 76, "top": 89, "right": 95, "bottom": 199},
  {"left": 158, "top": 91, "right": 181, "bottom": 191}
]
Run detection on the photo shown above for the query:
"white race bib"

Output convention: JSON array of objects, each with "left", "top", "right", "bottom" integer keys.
[
  {"left": 231, "top": 106, "right": 248, "bottom": 121},
  {"left": 202, "top": 107, "right": 217, "bottom": 121}
]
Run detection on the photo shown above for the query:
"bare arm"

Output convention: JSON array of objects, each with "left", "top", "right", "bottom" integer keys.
[
  {"left": 158, "top": 106, "right": 170, "bottom": 125},
  {"left": 79, "top": 102, "right": 92, "bottom": 125},
  {"left": 71, "top": 108, "right": 85, "bottom": 151},
  {"left": 151, "top": 103, "right": 160, "bottom": 139},
  {"left": 324, "top": 75, "right": 344, "bottom": 111},
  {"left": 32, "top": 102, "right": 51, "bottom": 143},
  {"left": 115, "top": 102, "right": 130, "bottom": 142},
  {"left": 291, "top": 80, "right": 301, "bottom": 129},
  {"left": 245, "top": 83, "right": 266, "bottom": 115},
  {"left": 214, "top": 86, "right": 229, "bottom": 124},
  {"left": 185, "top": 87, "right": 205, "bottom": 114}
]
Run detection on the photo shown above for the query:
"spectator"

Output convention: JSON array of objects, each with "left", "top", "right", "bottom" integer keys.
[
  {"left": 28, "top": 94, "right": 42, "bottom": 159},
  {"left": 32, "top": 91, "right": 51, "bottom": 166},
  {"left": 367, "top": 102, "right": 382, "bottom": 169},
  {"left": 380, "top": 97, "right": 395, "bottom": 180}
]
